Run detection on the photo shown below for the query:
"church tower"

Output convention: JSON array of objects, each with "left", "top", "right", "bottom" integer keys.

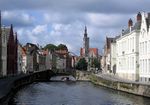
[
  {"left": 7, "top": 24, "right": 15, "bottom": 75},
  {"left": 83, "top": 26, "right": 89, "bottom": 57}
]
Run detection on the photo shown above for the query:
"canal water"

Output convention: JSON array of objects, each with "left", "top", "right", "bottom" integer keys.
[{"left": 12, "top": 82, "right": 150, "bottom": 105}]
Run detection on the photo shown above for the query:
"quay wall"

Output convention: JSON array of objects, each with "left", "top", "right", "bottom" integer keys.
[
  {"left": 76, "top": 70, "right": 150, "bottom": 98},
  {"left": 0, "top": 70, "right": 55, "bottom": 105}
]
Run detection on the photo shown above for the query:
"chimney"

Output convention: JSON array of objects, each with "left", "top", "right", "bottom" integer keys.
[
  {"left": 137, "top": 12, "right": 142, "bottom": 22},
  {"left": 121, "top": 29, "right": 124, "bottom": 36},
  {"left": 128, "top": 18, "right": 133, "bottom": 28}
]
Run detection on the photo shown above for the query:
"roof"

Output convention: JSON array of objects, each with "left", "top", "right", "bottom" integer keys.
[
  {"left": 122, "top": 21, "right": 141, "bottom": 36},
  {"left": 80, "top": 48, "right": 99, "bottom": 57},
  {"left": 55, "top": 50, "right": 68, "bottom": 55},
  {"left": 21, "top": 47, "right": 26, "bottom": 56},
  {"left": 89, "top": 48, "right": 98, "bottom": 57},
  {"left": 106, "top": 37, "right": 115, "bottom": 49}
]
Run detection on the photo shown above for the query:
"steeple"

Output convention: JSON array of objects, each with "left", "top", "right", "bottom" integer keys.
[
  {"left": 7, "top": 24, "right": 15, "bottom": 75},
  {"left": 9, "top": 24, "right": 14, "bottom": 42},
  {"left": 83, "top": 26, "right": 89, "bottom": 57},
  {"left": 84, "top": 26, "right": 87, "bottom": 37},
  {"left": 15, "top": 32, "right": 18, "bottom": 45}
]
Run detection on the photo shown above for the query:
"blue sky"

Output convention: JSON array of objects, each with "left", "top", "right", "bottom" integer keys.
[{"left": 0, "top": 0, "right": 150, "bottom": 55}]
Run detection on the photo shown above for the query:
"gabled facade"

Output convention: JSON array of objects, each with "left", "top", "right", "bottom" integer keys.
[
  {"left": 25, "top": 43, "right": 39, "bottom": 73},
  {"left": 110, "top": 39, "right": 117, "bottom": 74},
  {"left": 7, "top": 24, "right": 18, "bottom": 75},
  {"left": 139, "top": 12, "right": 150, "bottom": 82},
  {"left": 44, "top": 50, "right": 53, "bottom": 70},
  {"left": 116, "top": 14, "right": 141, "bottom": 81},
  {"left": 102, "top": 37, "right": 115, "bottom": 73}
]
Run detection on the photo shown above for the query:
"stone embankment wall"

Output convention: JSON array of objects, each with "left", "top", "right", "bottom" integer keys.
[
  {"left": 90, "top": 74, "right": 150, "bottom": 98},
  {"left": 0, "top": 70, "right": 55, "bottom": 105},
  {"left": 76, "top": 70, "right": 150, "bottom": 97},
  {"left": 76, "top": 70, "right": 90, "bottom": 81}
]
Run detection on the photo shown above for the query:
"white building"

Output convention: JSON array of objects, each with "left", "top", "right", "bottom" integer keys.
[
  {"left": 139, "top": 12, "right": 150, "bottom": 82},
  {"left": 110, "top": 39, "right": 117, "bottom": 74},
  {"left": 56, "top": 56, "right": 66, "bottom": 71},
  {"left": 116, "top": 15, "right": 140, "bottom": 81}
]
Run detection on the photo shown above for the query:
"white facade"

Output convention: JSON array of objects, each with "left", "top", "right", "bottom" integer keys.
[
  {"left": 116, "top": 29, "right": 140, "bottom": 81},
  {"left": 56, "top": 57, "right": 66, "bottom": 70},
  {"left": 139, "top": 12, "right": 150, "bottom": 82},
  {"left": 110, "top": 42, "right": 116, "bottom": 74}
]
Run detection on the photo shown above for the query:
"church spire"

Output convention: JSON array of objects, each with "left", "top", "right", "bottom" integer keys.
[
  {"left": 84, "top": 26, "right": 87, "bottom": 37},
  {"left": 8, "top": 24, "right": 14, "bottom": 45}
]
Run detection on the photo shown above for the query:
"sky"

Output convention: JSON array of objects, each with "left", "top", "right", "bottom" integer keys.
[{"left": 0, "top": 0, "right": 150, "bottom": 55}]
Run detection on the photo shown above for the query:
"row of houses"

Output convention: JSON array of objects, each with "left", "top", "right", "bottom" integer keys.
[
  {"left": 101, "top": 12, "right": 150, "bottom": 82},
  {"left": 0, "top": 11, "right": 76, "bottom": 77}
]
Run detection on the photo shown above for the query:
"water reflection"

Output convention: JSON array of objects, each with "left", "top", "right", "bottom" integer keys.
[{"left": 12, "top": 82, "right": 150, "bottom": 105}]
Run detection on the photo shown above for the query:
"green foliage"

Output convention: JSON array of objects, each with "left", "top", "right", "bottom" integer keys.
[
  {"left": 92, "top": 58, "right": 100, "bottom": 69},
  {"left": 44, "top": 43, "right": 68, "bottom": 51},
  {"left": 44, "top": 44, "right": 57, "bottom": 51},
  {"left": 57, "top": 44, "right": 68, "bottom": 51},
  {"left": 76, "top": 58, "right": 88, "bottom": 70}
]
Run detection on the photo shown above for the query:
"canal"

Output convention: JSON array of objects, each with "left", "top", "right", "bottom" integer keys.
[{"left": 11, "top": 82, "right": 150, "bottom": 105}]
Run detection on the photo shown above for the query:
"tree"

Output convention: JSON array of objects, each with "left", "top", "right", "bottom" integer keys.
[
  {"left": 44, "top": 44, "right": 57, "bottom": 51},
  {"left": 76, "top": 58, "right": 87, "bottom": 70},
  {"left": 92, "top": 58, "right": 100, "bottom": 69},
  {"left": 57, "top": 44, "right": 68, "bottom": 51}
]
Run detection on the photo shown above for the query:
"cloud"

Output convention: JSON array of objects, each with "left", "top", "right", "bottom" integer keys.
[
  {"left": 0, "top": 0, "right": 150, "bottom": 14},
  {"left": 2, "top": 11, "right": 35, "bottom": 27},
  {"left": 1, "top": 0, "right": 149, "bottom": 55},
  {"left": 86, "top": 13, "right": 134, "bottom": 28}
]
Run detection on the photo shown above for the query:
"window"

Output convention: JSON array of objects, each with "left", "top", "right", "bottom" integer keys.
[
  {"left": 132, "top": 57, "right": 134, "bottom": 70},
  {"left": 149, "top": 41, "right": 150, "bottom": 53},
  {"left": 142, "top": 29, "right": 146, "bottom": 38},
  {"left": 145, "top": 41, "right": 147, "bottom": 54},
  {"left": 144, "top": 59, "right": 146, "bottom": 73},
  {"left": 145, "top": 78, "right": 147, "bottom": 82},
  {"left": 143, "top": 42, "right": 144, "bottom": 54},
  {"left": 140, "top": 60, "right": 142, "bottom": 73}
]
